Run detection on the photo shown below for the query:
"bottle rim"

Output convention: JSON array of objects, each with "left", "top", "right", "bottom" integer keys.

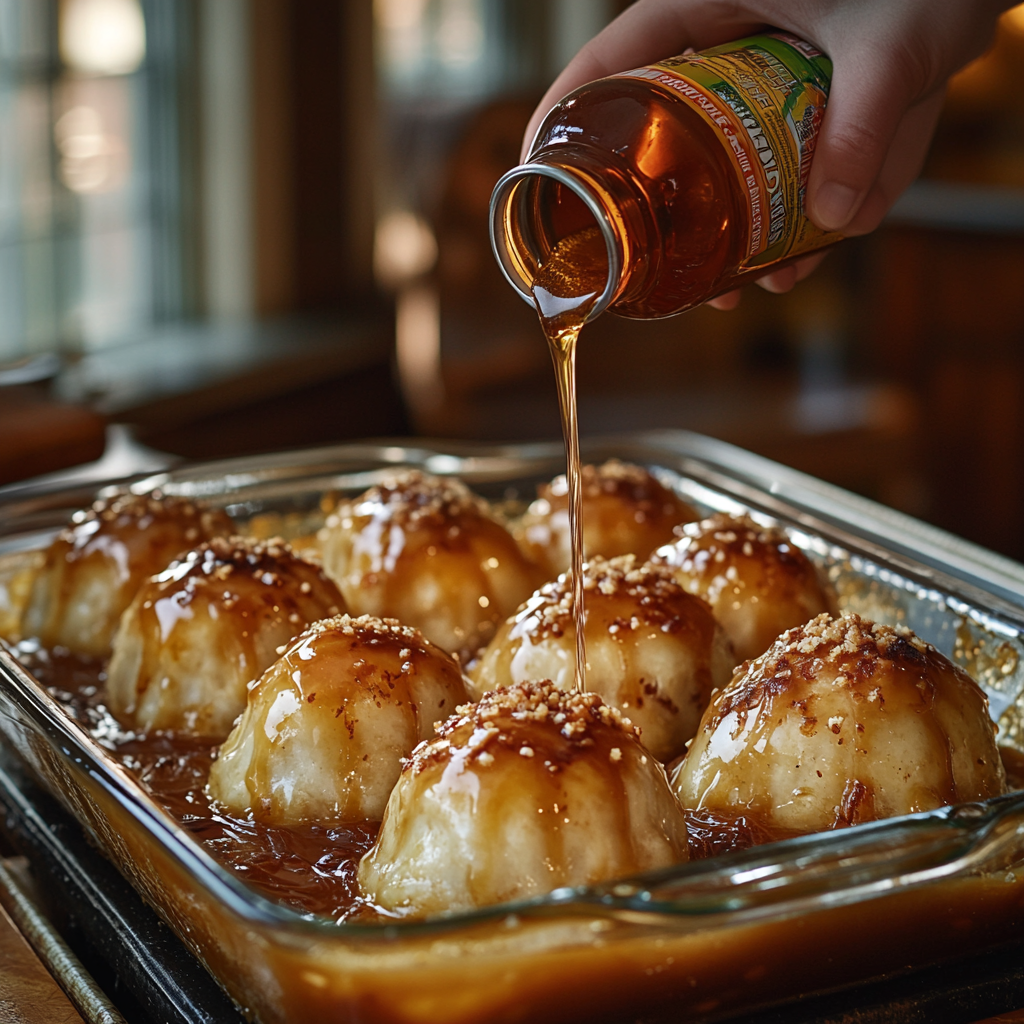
[{"left": 488, "top": 162, "right": 622, "bottom": 324}]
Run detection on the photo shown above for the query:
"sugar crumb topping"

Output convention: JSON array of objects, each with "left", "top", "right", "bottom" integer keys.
[
  {"left": 333, "top": 470, "right": 487, "bottom": 528},
  {"left": 510, "top": 554, "right": 696, "bottom": 637},
  {"left": 406, "top": 681, "right": 639, "bottom": 775},
  {"left": 69, "top": 490, "right": 217, "bottom": 531},
  {"left": 742, "top": 613, "right": 934, "bottom": 683},
  {"left": 156, "top": 535, "right": 330, "bottom": 584},
  {"left": 542, "top": 459, "right": 688, "bottom": 515},
  {"left": 295, "top": 613, "right": 427, "bottom": 647},
  {"left": 654, "top": 513, "right": 801, "bottom": 567}
]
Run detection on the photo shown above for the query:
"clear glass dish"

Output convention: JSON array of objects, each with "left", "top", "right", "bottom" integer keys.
[{"left": 2, "top": 431, "right": 1024, "bottom": 1024}]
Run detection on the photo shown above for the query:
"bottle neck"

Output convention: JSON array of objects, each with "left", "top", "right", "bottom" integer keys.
[{"left": 489, "top": 153, "right": 643, "bottom": 323}]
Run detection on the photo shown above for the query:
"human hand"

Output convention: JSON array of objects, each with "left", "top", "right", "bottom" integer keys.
[{"left": 522, "top": 0, "right": 1009, "bottom": 307}]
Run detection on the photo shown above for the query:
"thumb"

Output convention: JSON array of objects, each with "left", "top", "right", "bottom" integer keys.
[{"left": 806, "top": 51, "right": 919, "bottom": 233}]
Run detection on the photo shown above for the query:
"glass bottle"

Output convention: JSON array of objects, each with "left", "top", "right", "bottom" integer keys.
[{"left": 490, "top": 31, "right": 842, "bottom": 322}]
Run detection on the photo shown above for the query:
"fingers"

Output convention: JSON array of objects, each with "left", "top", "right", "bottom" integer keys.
[
  {"left": 839, "top": 88, "right": 946, "bottom": 236},
  {"left": 707, "top": 290, "right": 742, "bottom": 311},
  {"left": 707, "top": 250, "right": 830, "bottom": 310},
  {"left": 757, "top": 252, "right": 830, "bottom": 292},
  {"left": 805, "top": 48, "right": 921, "bottom": 232},
  {"left": 755, "top": 265, "right": 799, "bottom": 295}
]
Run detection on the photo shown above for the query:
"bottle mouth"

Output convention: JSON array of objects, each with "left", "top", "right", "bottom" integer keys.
[{"left": 489, "top": 163, "right": 622, "bottom": 325}]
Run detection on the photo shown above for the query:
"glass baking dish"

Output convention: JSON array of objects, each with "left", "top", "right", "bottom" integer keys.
[{"left": 3, "top": 431, "right": 1024, "bottom": 1024}]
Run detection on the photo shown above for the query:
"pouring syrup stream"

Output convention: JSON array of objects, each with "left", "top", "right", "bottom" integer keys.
[{"left": 530, "top": 226, "right": 608, "bottom": 693}]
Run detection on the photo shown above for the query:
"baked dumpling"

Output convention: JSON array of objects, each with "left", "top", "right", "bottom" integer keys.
[
  {"left": 673, "top": 614, "right": 1007, "bottom": 835},
  {"left": 515, "top": 460, "right": 698, "bottom": 579},
  {"left": 319, "top": 470, "right": 538, "bottom": 658},
  {"left": 471, "top": 555, "right": 734, "bottom": 763},
  {"left": 207, "top": 615, "right": 469, "bottom": 823},
  {"left": 358, "top": 681, "right": 688, "bottom": 917},
  {"left": 22, "top": 492, "right": 233, "bottom": 656},
  {"left": 651, "top": 513, "right": 836, "bottom": 663},
  {"left": 107, "top": 537, "right": 345, "bottom": 738}
]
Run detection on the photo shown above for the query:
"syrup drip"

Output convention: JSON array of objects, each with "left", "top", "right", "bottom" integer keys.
[{"left": 532, "top": 226, "right": 608, "bottom": 694}]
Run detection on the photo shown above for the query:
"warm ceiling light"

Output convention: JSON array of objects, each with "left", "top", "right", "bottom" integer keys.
[{"left": 60, "top": 0, "right": 146, "bottom": 76}]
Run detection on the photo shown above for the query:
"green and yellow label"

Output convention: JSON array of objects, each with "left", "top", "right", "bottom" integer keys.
[{"left": 617, "top": 32, "right": 843, "bottom": 268}]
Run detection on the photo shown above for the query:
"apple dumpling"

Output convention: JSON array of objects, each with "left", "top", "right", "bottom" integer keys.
[
  {"left": 673, "top": 613, "right": 1007, "bottom": 835},
  {"left": 207, "top": 614, "right": 470, "bottom": 823},
  {"left": 319, "top": 470, "right": 538, "bottom": 658},
  {"left": 651, "top": 513, "right": 835, "bottom": 663},
  {"left": 107, "top": 536, "right": 344, "bottom": 738},
  {"left": 358, "top": 681, "right": 688, "bottom": 917},
  {"left": 22, "top": 492, "right": 233, "bottom": 656},
  {"left": 514, "top": 460, "right": 698, "bottom": 578},
  {"left": 471, "top": 555, "right": 734, "bottom": 762}
]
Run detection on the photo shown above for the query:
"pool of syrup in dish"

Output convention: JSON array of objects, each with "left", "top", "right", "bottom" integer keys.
[
  {"left": 19, "top": 643, "right": 379, "bottom": 923},
  {"left": 25, "top": 642, "right": 1018, "bottom": 923}
]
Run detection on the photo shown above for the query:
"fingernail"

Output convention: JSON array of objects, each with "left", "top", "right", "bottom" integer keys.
[
  {"left": 757, "top": 267, "right": 797, "bottom": 294},
  {"left": 814, "top": 181, "right": 862, "bottom": 231}
]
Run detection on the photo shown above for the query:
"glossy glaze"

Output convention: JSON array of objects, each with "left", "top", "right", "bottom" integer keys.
[
  {"left": 471, "top": 555, "right": 734, "bottom": 762},
  {"left": 208, "top": 614, "right": 470, "bottom": 823},
  {"left": 106, "top": 536, "right": 345, "bottom": 739},
  {"left": 319, "top": 471, "right": 539, "bottom": 659},
  {"left": 516, "top": 460, "right": 699, "bottom": 580},
  {"left": 22, "top": 492, "right": 234, "bottom": 656},
  {"left": 674, "top": 613, "right": 1008, "bottom": 833},
  {"left": 358, "top": 681, "right": 688, "bottom": 917},
  {"left": 652, "top": 512, "right": 836, "bottom": 662}
]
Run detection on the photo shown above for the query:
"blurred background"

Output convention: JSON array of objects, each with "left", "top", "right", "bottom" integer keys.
[{"left": 0, "top": 0, "right": 1022, "bottom": 557}]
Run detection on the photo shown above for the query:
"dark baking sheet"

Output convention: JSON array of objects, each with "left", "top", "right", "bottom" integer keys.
[{"left": 1, "top": 746, "right": 1021, "bottom": 1024}]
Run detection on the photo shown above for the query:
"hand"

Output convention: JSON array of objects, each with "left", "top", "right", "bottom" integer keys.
[{"left": 522, "top": 0, "right": 1009, "bottom": 307}]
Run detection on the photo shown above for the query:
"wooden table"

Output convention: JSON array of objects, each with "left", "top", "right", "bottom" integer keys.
[{"left": 0, "top": 898, "right": 85, "bottom": 1024}]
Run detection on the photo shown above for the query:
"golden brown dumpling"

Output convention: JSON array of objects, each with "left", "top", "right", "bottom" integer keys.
[
  {"left": 358, "top": 681, "right": 688, "bottom": 917},
  {"left": 318, "top": 470, "right": 538, "bottom": 658},
  {"left": 651, "top": 513, "right": 836, "bottom": 662},
  {"left": 515, "top": 460, "right": 698, "bottom": 579},
  {"left": 673, "top": 614, "right": 1007, "bottom": 835},
  {"left": 207, "top": 615, "right": 469, "bottom": 823},
  {"left": 107, "top": 537, "right": 345, "bottom": 738},
  {"left": 471, "top": 555, "right": 734, "bottom": 763},
  {"left": 22, "top": 492, "right": 233, "bottom": 656}
]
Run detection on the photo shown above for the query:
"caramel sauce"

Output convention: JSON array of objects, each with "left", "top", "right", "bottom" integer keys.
[
  {"left": 531, "top": 226, "right": 609, "bottom": 693},
  {"left": 20, "top": 640, "right": 1024, "bottom": 924},
  {"left": 19, "top": 644, "right": 379, "bottom": 923},
  {"left": 17, "top": 642, "right": 813, "bottom": 922},
  {"left": 681, "top": 807, "right": 803, "bottom": 859}
]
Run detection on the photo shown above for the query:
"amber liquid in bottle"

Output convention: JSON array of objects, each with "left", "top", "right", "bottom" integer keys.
[{"left": 531, "top": 227, "right": 608, "bottom": 694}]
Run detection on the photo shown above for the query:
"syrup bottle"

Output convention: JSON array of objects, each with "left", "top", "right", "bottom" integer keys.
[{"left": 489, "top": 31, "right": 841, "bottom": 322}]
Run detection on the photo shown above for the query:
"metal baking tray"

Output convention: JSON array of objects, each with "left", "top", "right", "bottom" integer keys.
[{"left": 3, "top": 431, "right": 1024, "bottom": 1024}]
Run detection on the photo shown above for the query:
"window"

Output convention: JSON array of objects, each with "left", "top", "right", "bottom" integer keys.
[{"left": 0, "top": 0, "right": 194, "bottom": 362}]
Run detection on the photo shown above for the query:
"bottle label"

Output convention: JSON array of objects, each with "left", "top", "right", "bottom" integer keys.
[{"left": 616, "top": 32, "right": 843, "bottom": 268}]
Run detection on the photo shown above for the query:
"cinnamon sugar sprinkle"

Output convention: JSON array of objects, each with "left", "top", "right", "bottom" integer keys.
[
  {"left": 510, "top": 554, "right": 697, "bottom": 637},
  {"left": 331, "top": 470, "right": 487, "bottom": 529},
  {"left": 405, "top": 681, "right": 638, "bottom": 775},
  {"left": 69, "top": 491, "right": 210, "bottom": 530},
  {"left": 757, "top": 613, "right": 932, "bottom": 673},
  {"left": 654, "top": 513, "right": 803, "bottom": 569},
  {"left": 544, "top": 458, "right": 685, "bottom": 514},
  {"left": 288, "top": 613, "right": 429, "bottom": 649},
  {"left": 155, "top": 536, "right": 330, "bottom": 585}
]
